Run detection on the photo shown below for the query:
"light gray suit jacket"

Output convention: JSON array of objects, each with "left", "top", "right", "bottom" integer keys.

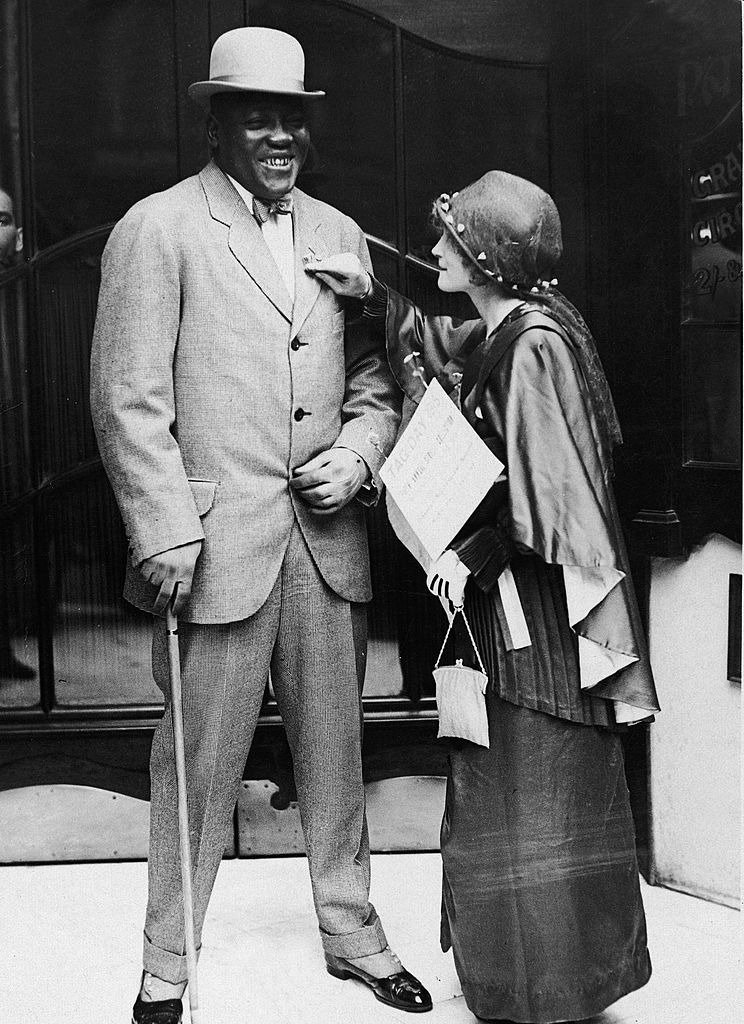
[{"left": 90, "top": 161, "right": 400, "bottom": 623}]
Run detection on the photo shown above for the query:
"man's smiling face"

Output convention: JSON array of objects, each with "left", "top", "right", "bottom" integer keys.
[{"left": 208, "top": 92, "right": 310, "bottom": 200}]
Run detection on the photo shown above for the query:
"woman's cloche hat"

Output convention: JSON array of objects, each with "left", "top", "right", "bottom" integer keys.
[
  {"left": 434, "top": 170, "right": 562, "bottom": 294},
  {"left": 188, "top": 27, "right": 325, "bottom": 109}
]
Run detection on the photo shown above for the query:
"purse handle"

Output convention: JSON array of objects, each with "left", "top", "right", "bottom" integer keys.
[{"left": 434, "top": 605, "right": 488, "bottom": 676}]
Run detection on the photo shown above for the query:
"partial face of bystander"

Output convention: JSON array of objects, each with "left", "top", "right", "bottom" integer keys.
[
  {"left": 207, "top": 92, "right": 311, "bottom": 201},
  {"left": 0, "top": 189, "right": 23, "bottom": 267}
]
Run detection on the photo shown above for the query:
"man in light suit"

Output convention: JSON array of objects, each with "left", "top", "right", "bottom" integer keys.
[{"left": 90, "top": 27, "right": 431, "bottom": 1024}]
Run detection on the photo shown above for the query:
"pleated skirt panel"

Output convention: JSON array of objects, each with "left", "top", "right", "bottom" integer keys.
[
  {"left": 464, "top": 553, "right": 618, "bottom": 729},
  {"left": 440, "top": 692, "right": 651, "bottom": 1023}
]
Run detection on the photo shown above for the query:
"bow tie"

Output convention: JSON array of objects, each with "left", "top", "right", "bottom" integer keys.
[{"left": 252, "top": 194, "right": 293, "bottom": 224}]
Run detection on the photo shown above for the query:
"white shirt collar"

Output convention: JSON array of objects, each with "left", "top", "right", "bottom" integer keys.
[
  {"left": 226, "top": 173, "right": 255, "bottom": 210},
  {"left": 225, "top": 173, "right": 295, "bottom": 300}
]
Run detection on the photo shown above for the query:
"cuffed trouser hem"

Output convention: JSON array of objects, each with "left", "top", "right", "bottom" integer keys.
[
  {"left": 143, "top": 932, "right": 201, "bottom": 985},
  {"left": 320, "top": 911, "right": 388, "bottom": 958}
]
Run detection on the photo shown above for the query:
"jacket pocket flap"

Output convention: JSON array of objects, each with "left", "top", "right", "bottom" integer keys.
[{"left": 188, "top": 478, "right": 217, "bottom": 517}]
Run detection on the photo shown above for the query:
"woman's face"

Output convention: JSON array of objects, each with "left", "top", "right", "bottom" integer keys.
[{"left": 431, "top": 231, "right": 473, "bottom": 294}]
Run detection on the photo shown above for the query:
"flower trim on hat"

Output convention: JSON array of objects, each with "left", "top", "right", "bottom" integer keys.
[{"left": 433, "top": 193, "right": 558, "bottom": 293}]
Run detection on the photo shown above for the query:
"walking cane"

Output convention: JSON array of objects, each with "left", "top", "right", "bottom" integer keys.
[{"left": 166, "top": 593, "right": 202, "bottom": 1024}]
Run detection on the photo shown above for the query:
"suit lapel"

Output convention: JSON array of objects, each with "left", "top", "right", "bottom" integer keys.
[
  {"left": 199, "top": 161, "right": 293, "bottom": 323},
  {"left": 230, "top": 205, "right": 294, "bottom": 322},
  {"left": 290, "top": 189, "right": 322, "bottom": 341}
]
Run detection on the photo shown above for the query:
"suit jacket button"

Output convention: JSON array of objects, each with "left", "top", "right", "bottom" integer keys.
[
  {"left": 294, "top": 408, "right": 310, "bottom": 421},
  {"left": 291, "top": 338, "right": 301, "bottom": 351}
]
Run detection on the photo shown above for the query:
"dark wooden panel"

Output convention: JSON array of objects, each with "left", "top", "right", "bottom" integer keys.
[
  {"left": 544, "top": 0, "right": 589, "bottom": 310},
  {"left": 330, "top": 0, "right": 553, "bottom": 62},
  {"left": 0, "top": 715, "right": 445, "bottom": 799},
  {"left": 402, "top": 37, "right": 550, "bottom": 263},
  {"left": 0, "top": 729, "right": 154, "bottom": 799},
  {"left": 29, "top": 0, "right": 180, "bottom": 247},
  {"left": 209, "top": 0, "right": 247, "bottom": 41},
  {"left": 175, "top": 0, "right": 212, "bottom": 179}
]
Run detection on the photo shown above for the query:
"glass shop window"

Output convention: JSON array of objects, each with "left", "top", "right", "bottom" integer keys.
[
  {"left": 681, "top": 54, "right": 742, "bottom": 468},
  {"left": 0, "top": 514, "right": 39, "bottom": 708},
  {"left": 32, "top": 239, "right": 162, "bottom": 709},
  {"left": 0, "top": 278, "right": 39, "bottom": 707},
  {"left": 0, "top": 2, "right": 38, "bottom": 706},
  {"left": 51, "top": 476, "right": 161, "bottom": 708}
]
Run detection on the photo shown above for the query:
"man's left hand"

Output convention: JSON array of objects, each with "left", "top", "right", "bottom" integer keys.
[{"left": 290, "top": 447, "right": 369, "bottom": 515}]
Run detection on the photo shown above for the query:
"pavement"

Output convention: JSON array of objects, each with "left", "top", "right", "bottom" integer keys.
[{"left": 1, "top": 854, "right": 740, "bottom": 1024}]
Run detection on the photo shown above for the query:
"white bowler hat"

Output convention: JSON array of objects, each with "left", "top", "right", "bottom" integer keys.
[{"left": 188, "top": 27, "right": 325, "bottom": 109}]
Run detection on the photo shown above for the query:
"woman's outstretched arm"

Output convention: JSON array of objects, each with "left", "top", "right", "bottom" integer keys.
[{"left": 306, "top": 252, "right": 484, "bottom": 400}]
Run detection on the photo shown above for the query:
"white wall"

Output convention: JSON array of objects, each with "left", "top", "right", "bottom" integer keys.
[{"left": 648, "top": 533, "right": 741, "bottom": 907}]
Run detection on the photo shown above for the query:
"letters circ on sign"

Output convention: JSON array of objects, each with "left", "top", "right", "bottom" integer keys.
[{"left": 690, "top": 200, "right": 742, "bottom": 247}]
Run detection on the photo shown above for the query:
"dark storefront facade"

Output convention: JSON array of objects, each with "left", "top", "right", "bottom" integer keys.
[{"left": 0, "top": 0, "right": 740, "bottom": 861}]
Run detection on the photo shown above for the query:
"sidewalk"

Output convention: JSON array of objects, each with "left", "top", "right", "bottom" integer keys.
[{"left": 1, "top": 854, "right": 740, "bottom": 1024}]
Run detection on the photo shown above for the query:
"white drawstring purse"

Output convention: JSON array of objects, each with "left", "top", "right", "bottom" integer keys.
[{"left": 432, "top": 606, "right": 490, "bottom": 748}]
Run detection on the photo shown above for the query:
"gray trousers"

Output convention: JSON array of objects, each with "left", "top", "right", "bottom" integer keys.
[{"left": 143, "top": 522, "right": 387, "bottom": 983}]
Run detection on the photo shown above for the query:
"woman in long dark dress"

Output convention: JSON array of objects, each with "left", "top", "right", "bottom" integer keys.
[{"left": 308, "top": 170, "right": 660, "bottom": 1023}]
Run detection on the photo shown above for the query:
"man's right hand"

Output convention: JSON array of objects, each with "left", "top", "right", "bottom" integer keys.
[
  {"left": 138, "top": 540, "right": 203, "bottom": 615},
  {"left": 304, "top": 253, "right": 371, "bottom": 299}
]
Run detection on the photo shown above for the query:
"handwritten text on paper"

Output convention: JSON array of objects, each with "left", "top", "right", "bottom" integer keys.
[{"left": 380, "top": 379, "right": 504, "bottom": 561}]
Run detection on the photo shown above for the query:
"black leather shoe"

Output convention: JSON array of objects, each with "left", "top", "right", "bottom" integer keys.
[
  {"left": 131, "top": 994, "right": 183, "bottom": 1024},
  {"left": 326, "top": 953, "right": 433, "bottom": 1013}
]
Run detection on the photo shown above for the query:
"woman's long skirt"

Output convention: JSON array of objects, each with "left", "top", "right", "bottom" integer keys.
[{"left": 440, "top": 692, "right": 651, "bottom": 1022}]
